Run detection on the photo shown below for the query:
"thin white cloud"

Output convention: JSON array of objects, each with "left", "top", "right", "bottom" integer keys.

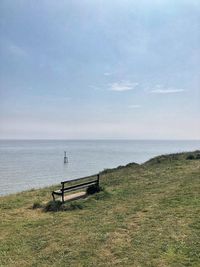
[
  {"left": 104, "top": 72, "right": 112, "bottom": 76},
  {"left": 9, "top": 44, "right": 27, "bottom": 57},
  {"left": 109, "top": 81, "right": 139, "bottom": 92},
  {"left": 151, "top": 88, "right": 185, "bottom": 94},
  {"left": 128, "top": 104, "right": 141, "bottom": 109},
  {"left": 89, "top": 85, "right": 101, "bottom": 91}
]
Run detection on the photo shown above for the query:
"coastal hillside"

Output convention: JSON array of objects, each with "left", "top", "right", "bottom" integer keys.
[{"left": 0, "top": 151, "right": 200, "bottom": 267}]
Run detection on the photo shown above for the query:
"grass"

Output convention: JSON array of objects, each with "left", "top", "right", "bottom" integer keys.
[{"left": 0, "top": 150, "right": 200, "bottom": 267}]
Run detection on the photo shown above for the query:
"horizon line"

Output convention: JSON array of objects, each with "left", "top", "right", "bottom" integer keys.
[{"left": 0, "top": 138, "right": 200, "bottom": 141}]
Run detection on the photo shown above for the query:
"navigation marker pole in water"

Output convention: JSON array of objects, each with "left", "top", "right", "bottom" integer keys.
[{"left": 64, "top": 151, "right": 68, "bottom": 163}]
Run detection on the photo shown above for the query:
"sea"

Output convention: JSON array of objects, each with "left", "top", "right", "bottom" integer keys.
[{"left": 0, "top": 140, "right": 199, "bottom": 196}]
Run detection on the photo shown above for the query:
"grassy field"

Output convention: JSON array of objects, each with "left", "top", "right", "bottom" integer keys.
[{"left": 0, "top": 151, "right": 200, "bottom": 267}]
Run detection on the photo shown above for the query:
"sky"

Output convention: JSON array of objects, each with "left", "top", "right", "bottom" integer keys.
[{"left": 0, "top": 0, "right": 200, "bottom": 139}]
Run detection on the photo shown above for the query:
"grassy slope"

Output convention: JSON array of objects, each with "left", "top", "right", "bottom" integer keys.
[{"left": 0, "top": 151, "right": 200, "bottom": 267}]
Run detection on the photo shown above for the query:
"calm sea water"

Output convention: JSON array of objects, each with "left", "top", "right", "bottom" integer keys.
[{"left": 0, "top": 140, "right": 199, "bottom": 196}]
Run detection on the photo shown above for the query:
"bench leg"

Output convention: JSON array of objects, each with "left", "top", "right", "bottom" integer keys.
[
  {"left": 61, "top": 192, "right": 64, "bottom": 203},
  {"left": 52, "top": 192, "right": 55, "bottom": 201},
  {"left": 97, "top": 174, "right": 100, "bottom": 187}
]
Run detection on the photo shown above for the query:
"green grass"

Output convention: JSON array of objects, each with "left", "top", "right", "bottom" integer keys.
[{"left": 0, "top": 151, "right": 200, "bottom": 267}]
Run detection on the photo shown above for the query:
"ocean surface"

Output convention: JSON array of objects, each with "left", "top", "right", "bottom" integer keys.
[{"left": 0, "top": 140, "right": 199, "bottom": 196}]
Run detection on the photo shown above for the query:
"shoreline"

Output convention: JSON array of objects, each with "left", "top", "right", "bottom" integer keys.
[
  {"left": 1, "top": 139, "right": 200, "bottom": 197},
  {"left": 1, "top": 150, "right": 199, "bottom": 198}
]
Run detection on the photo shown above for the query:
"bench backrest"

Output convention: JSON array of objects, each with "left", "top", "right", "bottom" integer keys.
[{"left": 61, "top": 174, "right": 100, "bottom": 192}]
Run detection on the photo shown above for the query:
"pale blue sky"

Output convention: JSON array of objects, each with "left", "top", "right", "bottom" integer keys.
[{"left": 0, "top": 0, "right": 199, "bottom": 139}]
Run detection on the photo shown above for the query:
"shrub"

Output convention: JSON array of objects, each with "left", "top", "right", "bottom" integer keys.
[
  {"left": 101, "top": 168, "right": 113, "bottom": 174},
  {"left": 196, "top": 154, "right": 200, "bottom": 159},
  {"left": 126, "top": 162, "right": 139, "bottom": 167},
  {"left": 44, "top": 200, "right": 62, "bottom": 212},
  {"left": 86, "top": 184, "right": 101, "bottom": 195},
  {"left": 44, "top": 200, "right": 83, "bottom": 212},
  {"left": 186, "top": 154, "right": 195, "bottom": 160}
]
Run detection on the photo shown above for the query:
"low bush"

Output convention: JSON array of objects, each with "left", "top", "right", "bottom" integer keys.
[
  {"left": 86, "top": 184, "right": 102, "bottom": 195},
  {"left": 44, "top": 200, "right": 84, "bottom": 212},
  {"left": 44, "top": 200, "right": 62, "bottom": 212},
  {"left": 101, "top": 168, "right": 113, "bottom": 174},
  {"left": 196, "top": 154, "right": 200, "bottom": 159},
  {"left": 186, "top": 154, "right": 195, "bottom": 160}
]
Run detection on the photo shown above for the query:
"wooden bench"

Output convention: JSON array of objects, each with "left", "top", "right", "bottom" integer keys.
[{"left": 52, "top": 174, "right": 100, "bottom": 203}]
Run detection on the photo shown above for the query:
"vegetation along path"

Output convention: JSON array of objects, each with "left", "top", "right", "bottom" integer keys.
[{"left": 0, "top": 151, "right": 200, "bottom": 267}]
